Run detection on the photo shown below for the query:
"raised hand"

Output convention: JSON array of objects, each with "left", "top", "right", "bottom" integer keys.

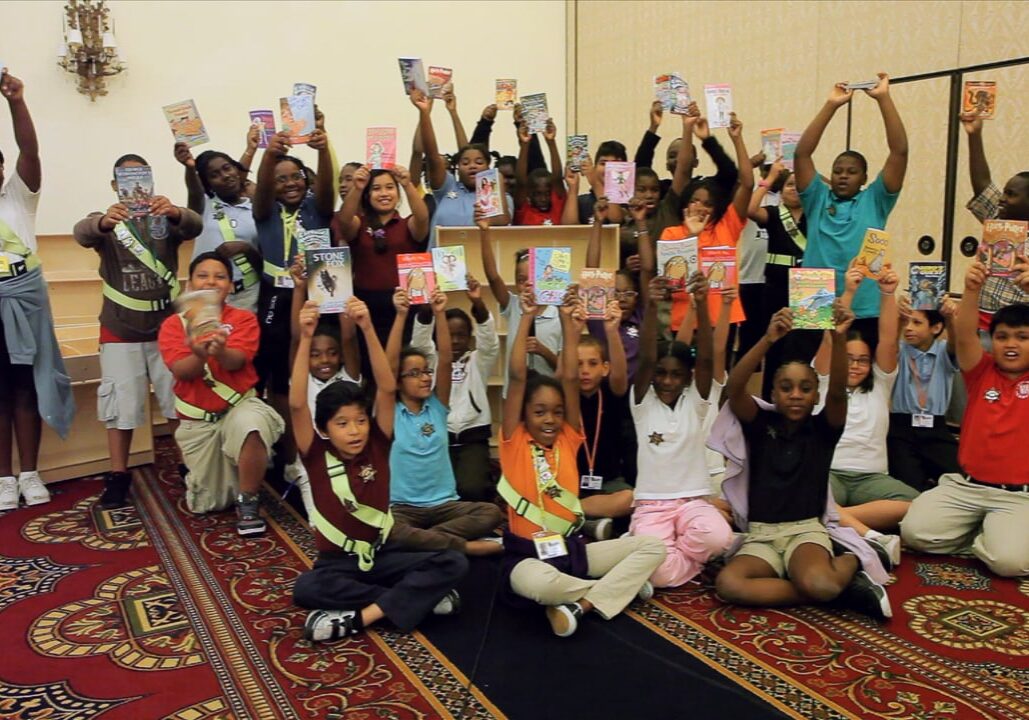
[
  {"left": 878, "top": 266, "right": 900, "bottom": 295},
  {"left": 543, "top": 118, "right": 557, "bottom": 142},
  {"left": 393, "top": 286, "right": 411, "bottom": 314},
  {"left": 481, "top": 104, "right": 498, "bottom": 122},
  {"left": 352, "top": 165, "right": 371, "bottom": 192},
  {"left": 390, "top": 164, "right": 412, "bottom": 187},
  {"left": 174, "top": 142, "right": 195, "bottom": 168},
  {"left": 308, "top": 128, "right": 328, "bottom": 151},
  {"left": 99, "top": 203, "right": 131, "bottom": 231},
  {"left": 149, "top": 196, "right": 182, "bottom": 222},
  {"left": 844, "top": 260, "right": 864, "bottom": 294},
  {"left": 299, "top": 300, "right": 319, "bottom": 338},
  {"left": 688, "top": 270, "right": 709, "bottom": 303},
  {"left": 246, "top": 124, "right": 260, "bottom": 153},
  {"left": 289, "top": 253, "right": 307, "bottom": 283},
  {"left": 517, "top": 122, "right": 531, "bottom": 145},
  {"left": 828, "top": 82, "right": 854, "bottom": 107},
  {"left": 831, "top": 299, "right": 855, "bottom": 336},
  {"left": 939, "top": 293, "right": 959, "bottom": 319},
  {"left": 0, "top": 72, "right": 24, "bottom": 102},
  {"left": 603, "top": 298, "right": 622, "bottom": 331},
  {"left": 693, "top": 116, "right": 711, "bottom": 140},
  {"left": 865, "top": 72, "right": 890, "bottom": 100},
  {"left": 442, "top": 83, "right": 457, "bottom": 112},
  {"left": 430, "top": 287, "right": 447, "bottom": 313},
  {"left": 466, "top": 274, "right": 483, "bottom": 301},
  {"left": 410, "top": 88, "right": 432, "bottom": 113},
  {"left": 726, "top": 112, "right": 742, "bottom": 139},
  {"left": 627, "top": 196, "right": 647, "bottom": 223},
  {"left": 648, "top": 274, "right": 670, "bottom": 302},
  {"left": 959, "top": 111, "right": 983, "bottom": 135},
  {"left": 721, "top": 283, "right": 739, "bottom": 306},
  {"left": 649, "top": 100, "right": 664, "bottom": 132},
  {"left": 346, "top": 297, "right": 372, "bottom": 330},
  {"left": 519, "top": 284, "right": 539, "bottom": 316},
  {"left": 964, "top": 261, "right": 988, "bottom": 293},
  {"left": 267, "top": 131, "right": 292, "bottom": 157},
  {"left": 594, "top": 195, "right": 611, "bottom": 222},
  {"left": 765, "top": 308, "right": 794, "bottom": 343}
]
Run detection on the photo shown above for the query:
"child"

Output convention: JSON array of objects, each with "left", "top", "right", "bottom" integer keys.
[
  {"left": 900, "top": 263, "right": 1029, "bottom": 578},
  {"left": 74, "top": 154, "right": 202, "bottom": 508},
  {"left": 562, "top": 141, "right": 628, "bottom": 225},
  {"left": 500, "top": 286, "right": 665, "bottom": 637},
  {"left": 290, "top": 297, "right": 468, "bottom": 640},
  {"left": 513, "top": 119, "right": 566, "bottom": 226},
  {"left": 157, "top": 253, "right": 284, "bottom": 535},
  {"left": 715, "top": 304, "right": 893, "bottom": 619},
  {"left": 386, "top": 287, "right": 503, "bottom": 555}
]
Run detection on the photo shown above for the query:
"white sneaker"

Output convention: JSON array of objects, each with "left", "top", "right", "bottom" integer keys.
[
  {"left": 637, "top": 580, "right": 655, "bottom": 603},
  {"left": 0, "top": 476, "right": 18, "bottom": 510},
  {"left": 18, "top": 471, "right": 50, "bottom": 506},
  {"left": 874, "top": 534, "right": 902, "bottom": 568}
]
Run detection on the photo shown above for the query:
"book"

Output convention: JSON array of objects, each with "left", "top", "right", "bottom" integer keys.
[
  {"left": 427, "top": 66, "right": 452, "bottom": 98},
  {"left": 280, "top": 95, "right": 315, "bottom": 144},
  {"left": 475, "top": 168, "right": 504, "bottom": 218},
  {"left": 249, "top": 110, "right": 276, "bottom": 149},
  {"left": 789, "top": 268, "right": 837, "bottom": 330},
  {"left": 521, "top": 92, "right": 548, "bottom": 133},
  {"left": 845, "top": 80, "right": 878, "bottom": 90},
  {"left": 699, "top": 246, "right": 737, "bottom": 291},
  {"left": 760, "top": 128, "right": 784, "bottom": 162},
  {"left": 781, "top": 131, "right": 801, "bottom": 170},
  {"left": 979, "top": 219, "right": 1028, "bottom": 277},
  {"left": 854, "top": 228, "right": 891, "bottom": 280},
  {"left": 529, "top": 247, "right": 572, "bottom": 305},
  {"left": 603, "top": 161, "right": 635, "bottom": 204},
  {"left": 397, "top": 252, "right": 436, "bottom": 304},
  {"left": 398, "top": 57, "right": 428, "bottom": 95},
  {"left": 298, "top": 228, "right": 331, "bottom": 254},
  {"left": 174, "top": 289, "right": 223, "bottom": 342},
  {"left": 703, "top": 84, "right": 733, "bottom": 129},
  {"left": 162, "top": 99, "right": 209, "bottom": 147},
  {"left": 657, "top": 237, "right": 698, "bottom": 290},
  {"left": 292, "top": 82, "right": 317, "bottom": 99},
  {"left": 432, "top": 246, "right": 468, "bottom": 292},
  {"left": 306, "top": 247, "right": 353, "bottom": 314},
  {"left": 567, "top": 134, "right": 589, "bottom": 172},
  {"left": 366, "top": 127, "right": 397, "bottom": 169},
  {"left": 908, "top": 262, "right": 948, "bottom": 310},
  {"left": 114, "top": 165, "right": 154, "bottom": 216},
  {"left": 495, "top": 79, "right": 517, "bottom": 110},
  {"left": 579, "top": 268, "right": 615, "bottom": 319},
  {"left": 963, "top": 80, "right": 997, "bottom": 119},
  {"left": 654, "top": 73, "right": 691, "bottom": 114}
]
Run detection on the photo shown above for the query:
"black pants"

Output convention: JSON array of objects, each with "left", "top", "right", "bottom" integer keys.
[
  {"left": 255, "top": 282, "right": 293, "bottom": 395},
  {"left": 737, "top": 282, "right": 769, "bottom": 365},
  {"left": 293, "top": 547, "right": 468, "bottom": 632},
  {"left": 887, "top": 413, "right": 961, "bottom": 492},
  {"left": 449, "top": 431, "right": 495, "bottom": 502}
]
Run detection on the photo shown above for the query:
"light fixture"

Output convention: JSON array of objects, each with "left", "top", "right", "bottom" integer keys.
[{"left": 57, "top": 0, "right": 125, "bottom": 101}]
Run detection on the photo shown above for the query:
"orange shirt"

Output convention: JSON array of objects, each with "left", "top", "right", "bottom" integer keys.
[
  {"left": 660, "top": 204, "right": 747, "bottom": 331},
  {"left": 499, "top": 422, "right": 585, "bottom": 539}
]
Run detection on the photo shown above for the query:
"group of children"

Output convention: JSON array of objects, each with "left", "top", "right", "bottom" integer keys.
[{"left": 1, "top": 65, "right": 1027, "bottom": 642}]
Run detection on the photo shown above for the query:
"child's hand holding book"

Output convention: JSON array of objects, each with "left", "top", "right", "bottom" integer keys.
[{"left": 765, "top": 308, "right": 793, "bottom": 343}]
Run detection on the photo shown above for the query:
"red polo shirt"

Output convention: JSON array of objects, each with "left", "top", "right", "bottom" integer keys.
[
  {"left": 347, "top": 212, "right": 426, "bottom": 292},
  {"left": 959, "top": 352, "right": 1029, "bottom": 485},
  {"left": 514, "top": 191, "right": 565, "bottom": 226}
]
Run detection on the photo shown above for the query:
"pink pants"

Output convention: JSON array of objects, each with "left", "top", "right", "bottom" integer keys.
[{"left": 629, "top": 497, "right": 734, "bottom": 588}]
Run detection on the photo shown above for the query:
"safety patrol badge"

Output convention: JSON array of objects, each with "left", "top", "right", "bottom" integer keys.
[
  {"left": 446, "top": 191, "right": 458, "bottom": 199},
  {"left": 544, "top": 485, "right": 563, "bottom": 499},
  {"left": 421, "top": 422, "right": 435, "bottom": 437},
  {"left": 648, "top": 432, "right": 664, "bottom": 446},
  {"left": 344, "top": 499, "right": 358, "bottom": 512},
  {"left": 1017, "top": 381, "right": 1029, "bottom": 399},
  {"left": 358, "top": 465, "right": 377, "bottom": 483},
  {"left": 984, "top": 387, "right": 1001, "bottom": 403}
]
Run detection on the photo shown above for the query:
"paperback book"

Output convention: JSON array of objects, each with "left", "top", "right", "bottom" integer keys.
[
  {"left": 114, "top": 165, "right": 154, "bottom": 216},
  {"left": 908, "top": 262, "right": 947, "bottom": 310},
  {"left": 306, "top": 247, "right": 353, "bottom": 314},
  {"left": 174, "top": 289, "right": 222, "bottom": 342},
  {"left": 529, "top": 247, "right": 572, "bottom": 305},
  {"left": 979, "top": 219, "right": 1028, "bottom": 277},
  {"left": 703, "top": 84, "right": 733, "bottom": 129},
  {"left": 398, "top": 57, "right": 428, "bottom": 95},
  {"left": 427, "top": 66, "right": 453, "bottom": 98},
  {"left": 654, "top": 73, "right": 691, "bottom": 114},
  {"left": 579, "top": 268, "right": 615, "bottom": 319},
  {"left": 163, "top": 99, "right": 209, "bottom": 147},
  {"left": 475, "top": 168, "right": 504, "bottom": 218},
  {"left": 249, "top": 110, "right": 276, "bottom": 149},
  {"left": 699, "top": 246, "right": 737, "bottom": 291},
  {"left": 567, "top": 134, "right": 589, "bottom": 172},
  {"left": 280, "top": 95, "right": 315, "bottom": 144},
  {"left": 495, "top": 78, "right": 517, "bottom": 110},
  {"left": 521, "top": 92, "right": 549, "bottom": 133},
  {"left": 298, "top": 228, "right": 331, "bottom": 254},
  {"left": 397, "top": 253, "right": 436, "bottom": 304},
  {"left": 603, "top": 161, "right": 635, "bottom": 204},
  {"left": 844, "top": 80, "right": 878, "bottom": 90},
  {"left": 789, "top": 268, "right": 837, "bottom": 330},
  {"left": 963, "top": 80, "right": 997, "bottom": 119},
  {"left": 854, "top": 228, "right": 890, "bottom": 280},
  {"left": 760, "top": 128, "right": 784, "bottom": 162},
  {"left": 366, "top": 127, "right": 397, "bottom": 169},
  {"left": 432, "top": 246, "right": 468, "bottom": 292},
  {"left": 781, "top": 131, "right": 801, "bottom": 170},
  {"left": 657, "top": 236, "right": 698, "bottom": 290},
  {"left": 292, "top": 82, "right": 317, "bottom": 99}
]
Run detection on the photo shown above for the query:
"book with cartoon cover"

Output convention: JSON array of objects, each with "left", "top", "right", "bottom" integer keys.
[
  {"left": 579, "top": 268, "right": 615, "bottom": 319},
  {"left": 781, "top": 131, "right": 801, "bottom": 170},
  {"left": 789, "top": 268, "right": 836, "bottom": 329},
  {"left": 657, "top": 237, "right": 698, "bottom": 290},
  {"left": 979, "top": 219, "right": 1028, "bottom": 277},
  {"left": 603, "top": 161, "right": 635, "bottom": 204},
  {"left": 699, "top": 245, "right": 737, "bottom": 291},
  {"left": 174, "top": 289, "right": 222, "bottom": 342},
  {"left": 114, "top": 165, "right": 154, "bottom": 216},
  {"left": 963, "top": 80, "right": 997, "bottom": 119},
  {"left": 398, "top": 57, "right": 428, "bottom": 95},
  {"left": 397, "top": 253, "right": 436, "bottom": 305},
  {"left": 703, "top": 84, "right": 733, "bottom": 129},
  {"left": 366, "top": 127, "right": 397, "bottom": 169},
  {"left": 760, "top": 128, "right": 784, "bottom": 162},
  {"left": 654, "top": 73, "right": 691, "bottom": 114},
  {"left": 280, "top": 95, "right": 315, "bottom": 144},
  {"left": 521, "top": 92, "right": 548, "bottom": 133},
  {"left": 529, "top": 247, "right": 572, "bottom": 305},
  {"left": 163, "top": 99, "right": 209, "bottom": 147},
  {"left": 432, "top": 246, "right": 468, "bottom": 292},
  {"left": 475, "top": 168, "right": 504, "bottom": 218},
  {"left": 427, "top": 66, "right": 452, "bottom": 98},
  {"left": 307, "top": 247, "right": 353, "bottom": 314},
  {"left": 855, "top": 228, "right": 890, "bottom": 280},
  {"left": 908, "top": 262, "right": 947, "bottom": 310},
  {"left": 495, "top": 78, "right": 517, "bottom": 110},
  {"left": 298, "top": 228, "right": 331, "bottom": 254},
  {"left": 249, "top": 110, "right": 275, "bottom": 149},
  {"left": 567, "top": 134, "right": 589, "bottom": 172}
]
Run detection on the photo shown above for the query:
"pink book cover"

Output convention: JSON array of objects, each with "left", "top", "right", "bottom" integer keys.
[
  {"left": 603, "top": 161, "right": 635, "bottom": 204},
  {"left": 366, "top": 127, "right": 397, "bottom": 169},
  {"left": 397, "top": 252, "right": 436, "bottom": 305},
  {"left": 699, "top": 246, "right": 737, "bottom": 291},
  {"left": 428, "top": 66, "right": 453, "bottom": 98}
]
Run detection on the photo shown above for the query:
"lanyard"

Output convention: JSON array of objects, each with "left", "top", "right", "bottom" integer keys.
[
  {"left": 581, "top": 390, "right": 604, "bottom": 475},
  {"left": 214, "top": 200, "right": 237, "bottom": 243},
  {"left": 280, "top": 206, "right": 300, "bottom": 266},
  {"left": 908, "top": 354, "right": 930, "bottom": 412},
  {"left": 531, "top": 443, "right": 561, "bottom": 516}
]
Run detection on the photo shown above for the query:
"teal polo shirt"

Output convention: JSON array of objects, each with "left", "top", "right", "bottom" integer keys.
[{"left": 389, "top": 394, "right": 458, "bottom": 507}]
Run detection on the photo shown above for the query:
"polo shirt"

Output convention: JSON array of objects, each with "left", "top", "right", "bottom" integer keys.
[
  {"left": 818, "top": 364, "right": 896, "bottom": 474},
  {"left": 306, "top": 368, "right": 362, "bottom": 418},
  {"left": 430, "top": 173, "right": 512, "bottom": 248},
  {"left": 193, "top": 195, "right": 258, "bottom": 257},
  {"left": 389, "top": 394, "right": 458, "bottom": 507},
  {"left": 0, "top": 173, "right": 38, "bottom": 266},
  {"left": 891, "top": 339, "right": 956, "bottom": 416},
  {"left": 501, "top": 301, "right": 562, "bottom": 396},
  {"left": 576, "top": 380, "right": 631, "bottom": 483},
  {"left": 799, "top": 174, "right": 899, "bottom": 319},
  {"left": 348, "top": 211, "right": 427, "bottom": 292},
  {"left": 254, "top": 193, "right": 331, "bottom": 282},
  {"left": 958, "top": 352, "right": 1029, "bottom": 485},
  {"left": 514, "top": 191, "right": 565, "bottom": 226},
  {"left": 630, "top": 383, "right": 712, "bottom": 499}
]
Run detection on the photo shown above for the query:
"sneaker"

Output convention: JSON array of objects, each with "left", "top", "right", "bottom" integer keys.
[
  {"left": 18, "top": 471, "right": 50, "bottom": 506},
  {"left": 838, "top": 570, "right": 893, "bottom": 620},
  {"left": 870, "top": 534, "right": 902, "bottom": 568},
  {"left": 637, "top": 580, "right": 655, "bottom": 603},
  {"left": 99, "top": 472, "right": 132, "bottom": 509},
  {"left": 583, "top": 518, "right": 613, "bottom": 541},
  {"left": 303, "top": 609, "right": 360, "bottom": 642},
  {"left": 0, "top": 476, "right": 17, "bottom": 511},
  {"left": 236, "top": 493, "right": 267, "bottom": 536},
  {"left": 545, "top": 602, "right": 584, "bottom": 637},
  {"left": 432, "top": 589, "right": 462, "bottom": 616},
  {"left": 284, "top": 458, "right": 305, "bottom": 484},
  {"left": 832, "top": 538, "right": 893, "bottom": 573}
]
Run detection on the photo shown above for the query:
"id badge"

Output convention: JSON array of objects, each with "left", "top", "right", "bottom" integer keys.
[
  {"left": 0, "top": 256, "right": 9, "bottom": 274},
  {"left": 580, "top": 474, "right": 603, "bottom": 491},
  {"left": 912, "top": 413, "right": 934, "bottom": 428},
  {"left": 274, "top": 275, "right": 295, "bottom": 289},
  {"left": 532, "top": 530, "right": 568, "bottom": 560}
]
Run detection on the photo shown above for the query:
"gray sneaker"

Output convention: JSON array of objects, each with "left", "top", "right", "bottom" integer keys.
[{"left": 236, "top": 493, "right": 266, "bottom": 536}]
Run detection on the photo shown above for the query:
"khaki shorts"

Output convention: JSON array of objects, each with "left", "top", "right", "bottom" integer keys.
[
  {"left": 97, "top": 341, "right": 176, "bottom": 429},
  {"left": 829, "top": 469, "right": 919, "bottom": 505},
  {"left": 174, "top": 396, "right": 284, "bottom": 513},
  {"left": 736, "top": 518, "right": 833, "bottom": 578}
]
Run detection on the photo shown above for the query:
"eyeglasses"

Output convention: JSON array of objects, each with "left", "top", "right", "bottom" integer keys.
[
  {"left": 614, "top": 290, "right": 638, "bottom": 300},
  {"left": 274, "top": 172, "right": 305, "bottom": 184},
  {"left": 400, "top": 368, "right": 434, "bottom": 379},
  {"left": 847, "top": 356, "right": 871, "bottom": 367}
]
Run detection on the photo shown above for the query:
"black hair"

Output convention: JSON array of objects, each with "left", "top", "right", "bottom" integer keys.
[
  {"left": 275, "top": 155, "right": 311, "bottom": 188},
  {"left": 636, "top": 167, "right": 660, "bottom": 185},
  {"left": 615, "top": 268, "right": 638, "bottom": 290},
  {"left": 514, "top": 247, "right": 529, "bottom": 265},
  {"left": 456, "top": 143, "right": 491, "bottom": 167},
  {"left": 846, "top": 329, "right": 875, "bottom": 393},
  {"left": 990, "top": 303, "right": 1029, "bottom": 335},
  {"left": 834, "top": 150, "right": 868, "bottom": 174},
  {"left": 314, "top": 380, "right": 371, "bottom": 433},
  {"left": 340, "top": 161, "right": 362, "bottom": 173},
  {"left": 195, "top": 150, "right": 247, "bottom": 198},
  {"left": 397, "top": 346, "right": 429, "bottom": 376},
  {"left": 656, "top": 339, "right": 695, "bottom": 370},
  {"left": 527, "top": 167, "right": 552, "bottom": 186},
  {"left": 496, "top": 155, "right": 517, "bottom": 169},
  {"left": 313, "top": 320, "right": 341, "bottom": 345},
  {"left": 772, "top": 359, "right": 818, "bottom": 384},
  {"left": 359, "top": 169, "right": 398, "bottom": 252},
  {"left": 680, "top": 178, "right": 729, "bottom": 225},
  {"left": 524, "top": 371, "right": 565, "bottom": 413},
  {"left": 911, "top": 308, "right": 945, "bottom": 337},
  {"left": 595, "top": 140, "right": 628, "bottom": 163},
  {"left": 188, "top": 251, "right": 232, "bottom": 277},
  {"left": 445, "top": 307, "right": 473, "bottom": 334},
  {"left": 112, "top": 153, "right": 148, "bottom": 180}
]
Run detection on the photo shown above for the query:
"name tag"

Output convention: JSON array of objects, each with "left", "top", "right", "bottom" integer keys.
[
  {"left": 580, "top": 474, "right": 603, "bottom": 491},
  {"left": 274, "top": 275, "right": 295, "bottom": 289},
  {"left": 532, "top": 530, "right": 568, "bottom": 559},
  {"left": 912, "top": 413, "right": 934, "bottom": 428},
  {"left": 0, "top": 256, "right": 9, "bottom": 274}
]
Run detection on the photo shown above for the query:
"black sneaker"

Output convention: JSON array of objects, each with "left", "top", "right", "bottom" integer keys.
[
  {"left": 837, "top": 570, "right": 893, "bottom": 620},
  {"left": 236, "top": 493, "right": 266, "bottom": 536},
  {"left": 432, "top": 589, "right": 462, "bottom": 616},
  {"left": 99, "top": 472, "right": 132, "bottom": 509},
  {"left": 303, "top": 609, "right": 361, "bottom": 642}
]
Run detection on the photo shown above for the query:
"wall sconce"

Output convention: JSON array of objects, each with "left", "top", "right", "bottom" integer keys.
[{"left": 57, "top": 0, "right": 125, "bottom": 101}]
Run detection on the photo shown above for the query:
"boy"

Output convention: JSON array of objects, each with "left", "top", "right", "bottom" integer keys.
[
  {"left": 75, "top": 155, "right": 202, "bottom": 508},
  {"left": 563, "top": 140, "right": 628, "bottom": 225},
  {"left": 900, "top": 263, "right": 1029, "bottom": 577},
  {"left": 513, "top": 119, "right": 566, "bottom": 226}
]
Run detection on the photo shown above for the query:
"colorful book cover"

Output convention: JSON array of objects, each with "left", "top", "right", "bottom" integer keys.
[
  {"left": 280, "top": 95, "right": 315, "bottom": 144},
  {"left": 703, "top": 84, "right": 733, "bottom": 129},
  {"left": 567, "top": 134, "right": 589, "bottom": 172},
  {"left": 603, "top": 161, "right": 635, "bottom": 204},
  {"left": 521, "top": 92, "right": 548, "bottom": 133},
  {"left": 249, "top": 110, "right": 276, "bottom": 149},
  {"left": 699, "top": 246, "right": 737, "bottom": 291},
  {"left": 306, "top": 247, "right": 353, "bottom": 314},
  {"left": 298, "top": 228, "right": 331, "bottom": 254},
  {"left": 432, "top": 246, "right": 468, "bottom": 292},
  {"left": 789, "top": 268, "right": 837, "bottom": 330},
  {"left": 495, "top": 79, "right": 517, "bottom": 110},
  {"left": 579, "top": 268, "right": 615, "bottom": 319},
  {"left": 529, "top": 247, "right": 572, "bottom": 305},
  {"left": 657, "top": 237, "right": 698, "bottom": 290},
  {"left": 174, "top": 289, "right": 222, "bottom": 342},
  {"left": 854, "top": 228, "right": 891, "bottom": 279},
  {"left": 475, "top": 168, "right": 504, "bottom": 218},
  {"left": 979, "top": 219, "right": 1028, "bottom": 277},
  {"left": 654, "top": 73, "right": 691, "bottom": 114},
  {"left": 292, "top": 82, "right": 317, "bottom": 99},
  {"left": 908, "top": 262, "right": 947, "bottom": 310},
  {"left": 963, "top": 81, "right": 997, "bottom": 119},
  {"left": 162, "top": 99, "right": 209, "bottom": 147},
  {"left": 427, "top": 66, "right": 453, "bottom": 98},
  {"left": 366, "top": 127, "right": 397, "bottom": 169},
  {"left": 114, "top": 165, "right": 154, "bottom": 216},
  {"left": 780, "top": 131, "right": 801, "bottom": 170},
  {"left": 398, "top": 57, "right": 428, "bottom": 96},
  {"left": 397, "top": 252, "right": 436, "bottom": 305},
  {"left": 760, "top": 128, "right": 784, "bottom": 162}
]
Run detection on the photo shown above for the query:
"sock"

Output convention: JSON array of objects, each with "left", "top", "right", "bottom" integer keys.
[{"left": 864, "top": 529, "right": 884, "bottom": 540}]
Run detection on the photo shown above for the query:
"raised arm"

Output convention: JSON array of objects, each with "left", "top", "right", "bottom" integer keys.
[
  {"left": 726, "top": 113, "right": 754, "bottom": 220},
  {"left": 794, "top": 83, "right": 853, "bottom": 192},
  {"left": 470, "top": 104, "right": 496, "bottom": 148},
  {"left": 558, "top": 288, "right": 584, "bottom": 430},
  {"left": 351, "top": 297, "right": 397, "bottom": 437},
  {"left": 288, "top": 301, "right": 321, "bottom": 455},
  {"left": 335, "top": 165, "right": 368, "bottom": 243},
  {"left": 865, "top": 74, "right": 907, "bottom": 193},
  {"left": 503, "top": 287, "right": 539, "bottom": 438},
  {"left": 253, "top": 131, "right": 292, "bottom": 221},
  {"left": 823, "top": 301, "right": 855, "bottom": 428},
  {"left": 560, "top": 165, "right": 581, "bottom": 225},
  {"left": 543, "top": 120, "right": 566, "bottom": 199},
  {"left": 712, "top": 285, "right": 736, "bottom": 382},
  {"left": 443, "top": 84, "right": 468, "bottom": 150},
  {"left": 412, "top": 90, "right": 447, "bottom": 191},
  {"left": 395, "top": 165, "right": 429, "bottom": 244},
  {"left": 385, "top": 287, "right": 410, "bottom": 377},
  {"left": 633, "top": 275, "right": 664, "bottom": 403},
  {"left": 691, "top": 273, "right": 714, "bottom": 400},
  {"left": 634, "top": 101, "right": 663, "bottom": 168},
  {"left": 670, "top": 112, "right": 699, "bottom": 196},
  {"left": 955, "top": 262, "right": 988, "bottom": 372},
  {"left": 477, "top": 216, "right": 511, "bottom": 310},
  {"left": 875, "top": 268, "right": 900, "bottom": 373},
  {"left": 586, "top": 196, "right": 609, "bottom": 267},
  {"left": 515, "top": 123, "right": 532, "bottom": 207},
  {"left": 727, "top": 309, "right": 792, "bottom": 423},
  {"left": 603, "top": 299, "right": 628, "bottom": 397},
  {"left": 339, "top": 311, "right": 361, "bottom": 381},
  {"left": 429, "top": 289, "right": 452, "bottom": 406},
  {"left": 308, "top": 128, "right": 336, "bottom": 217},
  {"left": 748, "top": 159, "right": 783, "bottom": 225},
  {"left": 816, "top": 262, "right": 863, "bottom": 374},
  {"left": 2, "top": 73, "right": 40, "bottom": 192},
  {"left": 173, "top": 143, "right": 205, "bottom": 214},
  {"left": 240, "top": 123, "right": 259, "bottom": 172},
  {"left": 960, "top": 112, "right": 991, "bottom": 197}
]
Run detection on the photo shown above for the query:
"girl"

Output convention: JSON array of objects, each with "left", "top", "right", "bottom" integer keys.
[
  {"left": 513, "top": 119, "right": 566, "bottom": 226},
  {"left": 385, "top": 287, "right": 503, "bottom": 556},
  {"left": 500, "top": 286, "right": 665, "bottom": 638},
  {"left": 290, "top": 298, "right": 467, "bottom": 641}
]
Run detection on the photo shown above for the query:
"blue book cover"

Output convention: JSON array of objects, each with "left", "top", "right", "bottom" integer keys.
[{"left": 530, "top": 246, "right": 572, "bottom": 305}]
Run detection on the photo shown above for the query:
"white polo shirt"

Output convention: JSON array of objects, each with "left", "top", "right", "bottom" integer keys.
[
  {"left": 631, "top": 382, "right": 713, "bottom": 499},
  {"left": 817, "top": 363, "right": 897, "bottom": 474},
  {"left": 0, "top": 173, "right": 39, "bottom": 264}
]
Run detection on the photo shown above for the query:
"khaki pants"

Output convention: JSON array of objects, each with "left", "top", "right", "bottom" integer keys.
[
  {"left": 901, "top": 473, "right": 1029, "bottom": 577},
  {"left": 509, "top": 535, "right": 666, "bottom": 619},
  {"left": 174, "top": 396, "right": 284, "bottom": 514}
]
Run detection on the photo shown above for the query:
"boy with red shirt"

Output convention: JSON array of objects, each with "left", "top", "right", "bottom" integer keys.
[
  {"left": 513, "top": 119, "right": 566, "bottom": 226},
  {"left": 900, "top": 261, "right": 1029, "bottom": 577}
]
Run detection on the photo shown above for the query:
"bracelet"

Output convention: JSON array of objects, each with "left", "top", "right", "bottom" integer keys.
[
  {"left": 634, "top": 228, "right": 649, "bottom": 238},
  {"left": 880, "top": 290, "right": 895, "bottom": 296}
]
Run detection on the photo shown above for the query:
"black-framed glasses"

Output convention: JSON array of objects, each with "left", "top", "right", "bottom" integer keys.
[{"left": 400, "top": 368, "right": 434, "bottom": 379}]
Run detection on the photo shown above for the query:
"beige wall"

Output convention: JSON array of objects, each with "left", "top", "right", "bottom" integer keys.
[
  {"left": 0, "top": 0, "right": 566, "bottom": 235},
  {"left": 569, "top": 0, "right": 1029, "bottom": 291}
]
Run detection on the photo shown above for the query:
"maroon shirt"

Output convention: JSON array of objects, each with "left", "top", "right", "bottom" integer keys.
[{"left": 345, "top": 211, "right": 427, "bottom": 292}]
